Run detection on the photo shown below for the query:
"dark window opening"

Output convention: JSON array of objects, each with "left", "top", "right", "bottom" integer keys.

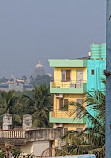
[
  {"left": 59, "top": 99, "right": 68, "bottom": 111},
  {"left": 76, "top": 99, "right": 83, "bottom": 118},
  {"left": 91, "top": 70, "right": 94, "bottom": 75},
  {"left": 61, "top": 70, "right": 71, "bottom": 81}
]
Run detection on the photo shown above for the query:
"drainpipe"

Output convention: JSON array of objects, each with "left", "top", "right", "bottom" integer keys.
[{"left": 106, "top": 0, "right": 111, "bottom": 157}]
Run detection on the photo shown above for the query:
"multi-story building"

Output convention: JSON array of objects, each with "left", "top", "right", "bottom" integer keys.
[
  {"left": 49, "top": 59, "right": 87, "bottom": 131},
  {"left": 49, "top": 43, "right": 106, "bottom": 131},
  {"left": 87, "top": 43, "right": 106, "bottom": 92},
  {"left": 87, "top": 43, "right": 106, "bottom": 127}
]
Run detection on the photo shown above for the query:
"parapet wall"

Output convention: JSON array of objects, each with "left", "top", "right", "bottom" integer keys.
[{"left": 48, "top": 155, "right": 96, "bottom": 158}]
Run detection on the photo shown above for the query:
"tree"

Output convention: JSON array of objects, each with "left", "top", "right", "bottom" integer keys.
[
  {"left": 0, "top": 91, "right": 18, "bottom": 113},
  {"left": 57, "top": 90, "right": 105, "bottom": 156},
  {"left": 11, "top": 146, "right": 21, "bottom": 158},
  {"left": 22, "top": 84, "right": 53, "bottom": 128},
  {"left": 0, "top": 148, "right": 5, "bottom": 158},
  {"left": 0, "top": 91, "right": 23, "bottom": 127},
  {"left": 21, "top": 75, "right": 27, "bottom": 81},
  {"left": 30, "top": 75, "right": 53, "bottom": 87}
]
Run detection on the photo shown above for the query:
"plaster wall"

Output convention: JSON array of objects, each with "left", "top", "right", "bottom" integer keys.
[{"left": 54, "top": 67, "right": 87, "bottom": 85}]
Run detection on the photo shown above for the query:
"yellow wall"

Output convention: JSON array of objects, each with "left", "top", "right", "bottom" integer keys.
[
  {"left": 64, "top": 123, "right": 86, "bottom": 131},
  {"left": 51, "top": 67, "right": 87, "bottom": 131},
  {"left": 53, "top": 123, "right": 86, "bottom": 131},
  {"left": 53, "top": 94, "right": 86, "bottom": 118},
  {"left": 54, "top": 67, "right": 87, "bottom": 81}
]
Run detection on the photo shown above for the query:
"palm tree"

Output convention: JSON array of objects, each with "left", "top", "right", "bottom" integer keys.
[
  {"left": 0, "top": 91, "right": 23, "bottom": 127},
  {"left": 57, "top": 90, "right": 105, "bottom": 156},
  {"left": 22, "top": 84, "right": 53, "bottom": 128}
]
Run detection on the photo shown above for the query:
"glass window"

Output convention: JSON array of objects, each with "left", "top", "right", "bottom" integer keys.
[{"left": 61, "top": 70, "right": 66, "bottom": 81}]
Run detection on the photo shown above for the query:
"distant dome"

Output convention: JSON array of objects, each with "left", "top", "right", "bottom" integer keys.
[
  {"left": 33, "top": 61, "right": 45, "bottom": 78},
  {"left": 35, "top": 61, "right": 43, "bottom": 68}
]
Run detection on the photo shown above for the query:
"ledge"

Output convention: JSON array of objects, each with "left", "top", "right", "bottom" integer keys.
[{"left": 49, "top": 59, "right": 87, "bottom": 67}]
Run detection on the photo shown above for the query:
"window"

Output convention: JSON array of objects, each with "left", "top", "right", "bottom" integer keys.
[
  {"left": 59, "top": 99, "right": 68, "bottom": 110},
  {"left": 59, "top": 99, "right": 63, "bottom": 109},
  {"left": 91, "top": 70, "right": 94, "bottom": 75},
  {"left": 61, "top": 70, "right": 71, "bottom": 81},
  {"left": 61, "top": 70, "right": 66, "bottom": 81},
  {"left": 76, "top": 99, "right": 83, "bottom": 118}
]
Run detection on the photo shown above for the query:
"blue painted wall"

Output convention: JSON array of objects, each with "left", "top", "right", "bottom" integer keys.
[
  {"left": 87, "top": 59, "right": 106, "bottom": 92},
  {"left": 88, "top": 43, "right": 106, "bottom": 92},
  {"left": 86, "top": 44, "right": 106, "bottom": 128}
]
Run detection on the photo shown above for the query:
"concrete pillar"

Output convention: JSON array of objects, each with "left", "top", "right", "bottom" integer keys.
[
  {"left": 23, "top": 114, "right": 32, "bottom": 130},
  {"left": 3, "top": 114, "right": 12, "bottom": 130},
  {"left": 106, "top": 0, "right": 111, "bottom": 157}
]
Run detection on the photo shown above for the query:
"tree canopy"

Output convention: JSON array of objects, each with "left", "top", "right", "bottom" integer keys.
[{"left": 0, "top": 84, "right": 53, "bottom": 128}]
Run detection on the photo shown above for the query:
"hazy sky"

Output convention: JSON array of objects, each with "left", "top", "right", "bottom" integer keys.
[{"left": 0, "top": 0, "right": 106, "bottom": 78}]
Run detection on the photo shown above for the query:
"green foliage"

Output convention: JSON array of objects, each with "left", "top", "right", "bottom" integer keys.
[
  {"left": 22, "top": 84, "right": 53, "bottom": 127},
  {"left": 25, "top": 153, "right": 34, "bottom": 158},
  {"left": 0, "top": 84, "right": 53, "bottom": 128},
  {"left": 11, "top": 146, "right": 21, "bottom": 158},
  {"left": 0, "top": 148, "right": 5, "bottom": 158},
  {"left": 57, "top": 90, "right": 105, "bottom": 156},
  {"left": 30, "top": 75, "right": 53, "bottom": 86},
  {"left": 21, "top": 75, "right": 27, "bottom": 81}
]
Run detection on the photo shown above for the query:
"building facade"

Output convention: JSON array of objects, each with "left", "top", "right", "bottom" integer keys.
[
  {"left": 49, "top": 59, "right": 87, "bottom": 131},
  {"left": 87, "top": 44, "right": 106, "bottom": 127},
  {"left": 87, "top": 43, "right": 106, "bottom": 92},
  {"left": 49, "top": 43, "right": 106, "bottom": 131}
]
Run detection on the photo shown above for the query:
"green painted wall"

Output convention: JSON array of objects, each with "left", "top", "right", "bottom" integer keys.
[
  {"left": 50, "top": 83, "right": 87, "bottom": 94},
  {"left": 49, "top": 112, "right": 85, "bottom": 124},
  {"left": 49, "top": 59, "right": 87, "bottom": 67}
]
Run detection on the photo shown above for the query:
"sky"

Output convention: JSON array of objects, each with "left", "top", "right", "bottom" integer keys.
[{"left": 0, "top": 0, "right": 106, "bottom": 78}]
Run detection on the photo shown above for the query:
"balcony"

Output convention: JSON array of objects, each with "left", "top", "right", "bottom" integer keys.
[
  {"left": 0, "top": 130, "right": 25, "bottom": 139},
  {"left": 50, "top": 80, "right": 87, "bottom": 94},
  {"left": 0, "top": 128, "right": 62, "bottom": 145},
  {"left": 0, "top": 130, "right": 26, "bottom": 145},
  {"left": 49, "top": 111, "right": 85, "bottom": 124}
]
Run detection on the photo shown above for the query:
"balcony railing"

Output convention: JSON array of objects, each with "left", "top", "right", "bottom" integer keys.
[
  {"left": 49, "top": 111, "right": 85, "bottom": 124},
  {"left": 50, "top": 110, "right": 76, "bottom": 118},
  {"left": 51, "top": 80, "right": 86, "bottom": 89},
  {"left": 50, "top": 80, "right": 87, "bottom": 94},
  {"left": 0, "top": 130, "right": 25, "bottom": 139},
  {"left": 0, "top": 129, "right": 63, "bottom": 141}
]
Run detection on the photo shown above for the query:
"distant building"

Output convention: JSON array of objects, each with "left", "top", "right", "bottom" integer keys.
[
  {"left": 0, "top": 79, "right": 33, "bottom": 92},
  {"left": 33, "top": 61, "right": 45, "bottom": 79}
]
